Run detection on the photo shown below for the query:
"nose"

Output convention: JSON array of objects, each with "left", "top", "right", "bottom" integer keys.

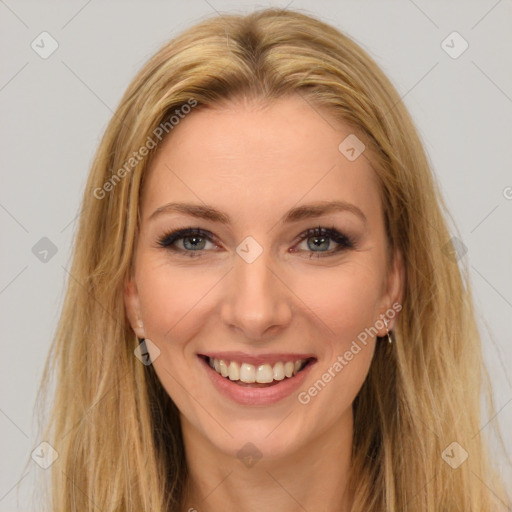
[{"left": 220, "top": 247, "right": 293, "bottom": 342}]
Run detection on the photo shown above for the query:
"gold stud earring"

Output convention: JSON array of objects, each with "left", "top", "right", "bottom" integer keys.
[{"left": 383, "top": 318, "right": 393, "bottom": 344}]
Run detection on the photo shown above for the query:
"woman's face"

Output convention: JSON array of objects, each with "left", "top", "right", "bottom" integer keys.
[{"left": 125, "top": 94, "right": 402, "bottom": 461}]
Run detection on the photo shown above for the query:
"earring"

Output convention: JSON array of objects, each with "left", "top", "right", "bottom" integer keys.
[
  {"left": 136, "top": 320, "right": 144, "bottom": 343},
  {"left": 383, "top": 318, "right": 393, "bottom": 344}
]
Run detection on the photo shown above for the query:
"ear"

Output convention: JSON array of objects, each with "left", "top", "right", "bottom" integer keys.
[
  {"left": 124, "top": 278, "right": 146, "bottom": 339},
  {"left": 376, "top": 248, "right": 405, "bottom": 336}
]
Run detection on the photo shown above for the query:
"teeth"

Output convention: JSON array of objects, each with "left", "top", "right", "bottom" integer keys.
[
  {"left": 208, "top": 357, "right": 308, "bottom": 383},
  {"left": 228, "top": 361, "right": 239, "bottom": 381},
  {"left": 256, "top": 364, "right": 274, "bottom": 383},
  {"left": 273, "top": 362, "right": 285, "bottom": 381},
  {"left": 219, "top": 360, "right": 229, "bottom": 377},
  {"left": 240, "top": 363, "right": 256, "bottom": 383}
]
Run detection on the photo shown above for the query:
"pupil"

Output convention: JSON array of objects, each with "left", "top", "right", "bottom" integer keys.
[
  {"left": 309, "top": 236, "right": 328, "bottom": 251},
  {"left": 185, "top": 236, "right": 204, "bottom": 250}
]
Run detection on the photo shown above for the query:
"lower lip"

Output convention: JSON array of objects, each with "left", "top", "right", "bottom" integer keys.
[{"left": 198, "top": 356, "right": 316, "bottom": 406}]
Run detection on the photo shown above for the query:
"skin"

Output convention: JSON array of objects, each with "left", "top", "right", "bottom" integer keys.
[{"left": 125, "top": 94, "right": 403, "bottom": 512}]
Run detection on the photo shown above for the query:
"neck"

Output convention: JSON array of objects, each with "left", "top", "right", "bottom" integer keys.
[{"left": 180, "top": 409, "right": 354, "bottom": 512}]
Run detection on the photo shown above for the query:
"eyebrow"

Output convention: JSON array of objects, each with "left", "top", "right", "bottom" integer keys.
[{"left": 149, "top": 200, "right": 367, "bottom": 225}]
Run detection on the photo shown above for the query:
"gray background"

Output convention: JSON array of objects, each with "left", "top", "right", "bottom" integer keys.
[{"left": 1, "top": 0, "right": 511, "bottom": 509}]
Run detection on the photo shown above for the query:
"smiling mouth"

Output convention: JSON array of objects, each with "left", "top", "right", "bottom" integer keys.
[{"left": 199, "top": 355, "right": 316, "bottom": 387}]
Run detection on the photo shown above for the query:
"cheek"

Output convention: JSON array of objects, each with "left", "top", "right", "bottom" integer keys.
[
  {"left": 291, "top": 257, "right": 385, "bottom": 342},
  {"left": 135, "top": 255, "right": 221, "bottom": 343},
  {"left": 292, "top": 261, "right": 381, "bottom": 414}
]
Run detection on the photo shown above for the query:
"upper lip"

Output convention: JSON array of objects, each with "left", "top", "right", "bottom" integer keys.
[{"left": 199, "top": 351, "right": 317, "bottom": 367}]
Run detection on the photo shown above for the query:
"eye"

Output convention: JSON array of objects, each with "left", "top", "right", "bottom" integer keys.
[
  {"left": 156, "top": 225, "right": 356, "bottom": 259},
  {"left": 157, "top": 227, "right": 217, "bottom": 258},
  {"left": 291, "top": 226, "right": 355, "bottom": 259}
]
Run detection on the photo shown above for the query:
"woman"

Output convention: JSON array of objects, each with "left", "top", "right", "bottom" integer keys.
[{"left": 35, "top": 7, "right": 509, "bottom": 511}]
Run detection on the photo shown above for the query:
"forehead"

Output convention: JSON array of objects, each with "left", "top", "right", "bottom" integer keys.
[{"left": 141, "top": 95, "right": 381, "bottom": 226}]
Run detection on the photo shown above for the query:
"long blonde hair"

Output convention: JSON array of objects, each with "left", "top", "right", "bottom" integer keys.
[{"left": 31, "top": 7, "right": 509, "bottom": 511}]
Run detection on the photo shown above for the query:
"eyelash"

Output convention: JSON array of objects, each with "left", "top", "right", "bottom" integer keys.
[{"left": 156, "top": 226, "right": 356, "bottom": 259}]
